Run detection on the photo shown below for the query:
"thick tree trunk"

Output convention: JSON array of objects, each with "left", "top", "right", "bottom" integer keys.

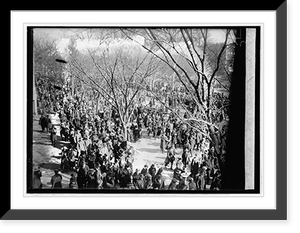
[{"left": 122, "top": 122, "right": 128, "bottom": 142}]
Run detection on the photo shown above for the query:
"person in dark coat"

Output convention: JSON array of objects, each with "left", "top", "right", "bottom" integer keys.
[
  {"left": 173, "top": 164, "right": 184, "bottom": 181},
  {"left": 164, "top": 146, "right": 175, "bottom": 170},
  {"left": 210, "top": 170, "right": 222, "bottom": 190},
  {"left": 134, "top": 173, "right": 145, "bottom": 190},
  {"left": 51, "top": 169, "right": 62, "bottom": 189},
  {"left": 69, "top": 173, "right": 77, "bottom": 189},
  {"left": 160, "top": 133, "right": 167, "bottom": 154},
  {"left": 181, "top": 148, "right": 189, "bottom": 168},
  {"left": 39, "top": 115, "right": 48, "bottom": 132},
  {"left": 196, "top": 167, "right": 207, "bottom": 190},
  {"left": 50, "top": 125, "right": 58, "bottom": 146},
  {"left": 143, "top": 172, "right": 152, "bottom": 190},
  {"left": 125, "top": 157, "right": 133, "bottom": 176},
  {"left": 187, "top": 176, "right": 197, "bottom": 190},
  {"left": 118, "top": 165, "right": 131, "bottom": 188},
  {"left": 190, "top": 156, "right": 199, "bottom": 180},
  {"left": 103, "top": 170, "right": 115, "bottom": 189},
  {"left": 168, "top": 178, "right": 179, "bottom": 190},
  {"left": 152, "top": 167, "right": 164, "bottom": 190},
  {"left": 77, "top": 160, "right": 89, "bottom": 189},
  {"left": 176, "top": 177, "right": 188, "bottom": 190},
  {"left": 140, "top": 165, "right": 148, "bottom": 176},
  {"left": 32, "top": 167, "right": 42, "bottom": 189},
  {"left": 86, "top": 169, "right": 99, "bottom": 189},
  {"left": 148, "top": 164, "right": 157, "bottom": 182},
  {"left": 132, "top": 169, "right": 140, "bottom": 184},
  {"left": 46, "top": 116, "right": 52, "bottom": 132}
]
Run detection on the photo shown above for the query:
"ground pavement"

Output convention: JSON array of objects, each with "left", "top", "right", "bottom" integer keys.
[
  {"left": 32, "top": 115, "right": 185, "bottom": 189},
  {"left": 32, "top": 115, "right": 72, "bottom": 188}
]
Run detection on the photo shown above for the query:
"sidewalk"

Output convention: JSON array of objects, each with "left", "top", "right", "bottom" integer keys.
[{"left": 32, "top": 115, "right": 71, "bottom": 188}]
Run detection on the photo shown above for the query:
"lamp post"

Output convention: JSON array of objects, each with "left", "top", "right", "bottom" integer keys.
[{"left": 55, "top": 58, "right": 74, "bottom": 98}]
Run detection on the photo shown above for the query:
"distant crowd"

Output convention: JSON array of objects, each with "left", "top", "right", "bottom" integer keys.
[{"left": 33, "top": 90, "right": 225, "bottom": 191}]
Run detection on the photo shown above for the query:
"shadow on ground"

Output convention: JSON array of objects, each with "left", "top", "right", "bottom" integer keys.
[
  {"left": 39, "top": 162, "right": 61, "bottom": 171},
  {"left": 137, "top": 147, "right": 162, "bottom": 154},
  {"left": 34, "top": 141, "right": 52, "bottom": 146},
  {"left": 51, "top": 155, "right": 62, "bottom": 160},
  {"left": 53, "top": 137, "right": 71, "bottom": 150}
]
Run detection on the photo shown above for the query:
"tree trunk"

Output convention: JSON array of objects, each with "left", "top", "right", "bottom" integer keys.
[
  {"left": 123, "top": 123, "right": 128, "bottom": 142},
  {"left": 209, "top": 125, "right": 221, "bottom": 154}
]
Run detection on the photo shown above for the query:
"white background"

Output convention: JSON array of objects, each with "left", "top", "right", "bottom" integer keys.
[{"left": 11, "top": 10, "right": 276, "bottom": 210}]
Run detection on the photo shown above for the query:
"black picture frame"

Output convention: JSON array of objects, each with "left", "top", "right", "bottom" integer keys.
[{"left": 4, "top": 1, "right": 287, "bottom": 220}]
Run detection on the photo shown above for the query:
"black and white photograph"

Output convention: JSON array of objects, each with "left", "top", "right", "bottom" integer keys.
[
  {"left": 4, "top": 2, "right": 289, "bottom": 223},
  {"left": 27, "top": 27, "right": 260, "bottom": 193}
]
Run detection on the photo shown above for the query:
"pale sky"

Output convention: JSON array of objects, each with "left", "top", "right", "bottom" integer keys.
[{"left": 34, "top": 28, "right": 234, "bottom": 56}]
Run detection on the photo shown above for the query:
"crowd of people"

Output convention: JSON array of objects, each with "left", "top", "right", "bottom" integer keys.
[{"left": 34, "top": 89, "right": 226, "bottom": 191}]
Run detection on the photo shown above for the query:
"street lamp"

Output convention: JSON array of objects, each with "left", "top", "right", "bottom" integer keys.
[
  {"left": 55, "top": 58, "right": 74, "bottom": 98},
  {"left": 55, "top": 58, "right": 67, "bottom": 64}
]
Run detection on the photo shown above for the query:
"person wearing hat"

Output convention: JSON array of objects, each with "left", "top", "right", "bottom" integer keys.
[
  {"left": 134, "top": 173, "right": 145, "bottom": 190},
  {"left": 86, "top": 169, "right": 98, "bottom": 189},
  {"left": 74, "top": 129, "right": 82, "bottom": 146},
  {"left": 132, "top": 168, "right": 140, "bottom": 184},
  {"left": 168, "top": 178, "right": 179, "bottom": 190},
  {"left": 173, "top": 163, "right": 184, "bottom": 181},
  {"left": 50, "top": 125, "right": 58, "bottom": 146},
  {"left": 32, "top": 166, "right": 42, "bottom": 189},
  {"left": 124, "top": 156, "right": 133, "bottom": 176},
  {"left": 176, "top": 158, "right": 184, "bottom": 170},
  {"left": 164, "top": 145, "right": 175, "bottom": 170},
  {"left": 195, "top": 166, "right": 207, "bottom": 190},
  {"left": 182, "top": 147, "right": 189, "bottom": 167},
  {"left": 60, "top": 147, "right": 70, "bottom": 172},
  {"left": 102, "top": 167, "right": 116, "bottom": 189},
  {"left": 152, "top": 167, "right": 165, "bottom": 190},
  {"left": 210, "top": 169, "right": 221, "bottom": 190},
  {"left": 77, "top": 160, "right": 89, "bottom": 189},
  {"left": 187, "top": 176, "right": 197, "bottom": 190},
  {"left": 176, "top": 177, "right": 188, "bottom": 190},
  {"left": 51, "top": 169, "right": 63, "bottom": 189},
  {"left": 143, "top": 171, "right": 153, "bottom": 190},
  {"left": 46, "top": 115, "right": 52, "bottom": 133},
  {"left": 69, "top": 173, "right": 77, "bottom": 189},
  {"left": 190, "top": 155, "right": 200, "bottom": 180},
  {"left": 140, "top": 164, "right": 148, "bottom": 176},
  {"left": 39, "top": 114, "right": 48, "bottom": 133},
  {"left": 149, "top": 164, "right": 157, "bottom": 183},
  {"left": 160, "top": 132, "right": 167, "bottom": 154}
]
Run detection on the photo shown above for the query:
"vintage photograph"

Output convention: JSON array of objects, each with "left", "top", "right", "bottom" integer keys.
[{"left": 28, "top": 27, "right": 260, "bottom": 193}]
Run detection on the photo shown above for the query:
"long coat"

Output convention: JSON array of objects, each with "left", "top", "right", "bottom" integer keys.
[
  {"left": 190, "top": 159, "right": 199, "bottom": 177},
  {"left": 77, "top": 165, "right": 89, "bottom": 189},
  {"left": 32, "top": 170, "right": 42, "bottom": 189},
  {"left": 51, "top": 174, "right": 62, "bottom": 189}
]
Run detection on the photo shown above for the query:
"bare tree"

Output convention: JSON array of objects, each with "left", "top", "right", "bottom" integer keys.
[
  {"left": 121, "top": 28, "right": 234, "bottom": 155},
  {"left": 68, "top": 42, "right": 161, "bottom": 139},
  {"left": 33, "top": 34, "right": 64, "bottom": 112}
]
